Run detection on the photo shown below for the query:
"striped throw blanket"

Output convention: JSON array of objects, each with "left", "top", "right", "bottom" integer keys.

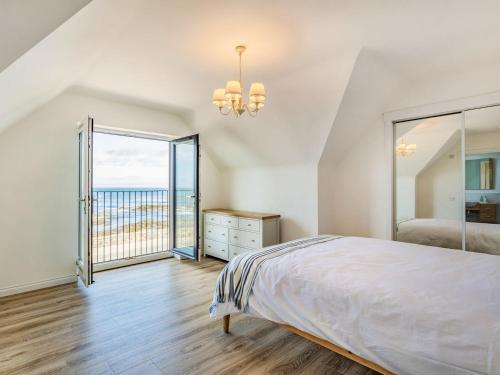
[{"left": 209, "top": 235, "right": 342, "bottom": 316}]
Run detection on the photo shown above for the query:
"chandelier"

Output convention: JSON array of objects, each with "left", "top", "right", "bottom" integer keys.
[
  {"left": 212, "top": 45, "right": 266, "bottom": 117},
  {"left": 396, "top": 140, "right": 417, "bottom": 157}
]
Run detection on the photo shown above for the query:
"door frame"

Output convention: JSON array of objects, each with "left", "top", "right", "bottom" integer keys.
[
  {"left": 77, "top": 117, "right": 94, "bottom": 286},
  {"left": 86, "top": 125, "right": 200, "bottom": 273},
  {"left": 169, "top": 134, "right": 200, "bottom": 260},
  {"left": 94, "top": 125, "right": 176, "bottom": 142}
]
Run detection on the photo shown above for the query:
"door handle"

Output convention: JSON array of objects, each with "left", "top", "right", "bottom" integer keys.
[{"left": 80, "top": 197, "right": 87, "bottom": 214}]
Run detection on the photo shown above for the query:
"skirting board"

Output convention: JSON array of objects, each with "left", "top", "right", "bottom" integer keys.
[{"left": 0, "top": 275, "right": 77, "bottom": 298}]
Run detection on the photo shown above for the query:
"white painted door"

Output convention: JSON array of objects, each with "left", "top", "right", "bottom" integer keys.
[
  {"left": 170, "top": 134, "right": 199, "bottom": 260},
  {"left": 77, "top": 117, "right": 94, "bottom": 286}
]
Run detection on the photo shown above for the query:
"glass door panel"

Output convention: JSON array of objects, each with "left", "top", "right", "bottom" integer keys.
[
  {"left": 464, "top": 106, "right": 500, "bottom": 255},
  {"left": 170, "top": 134, "right": 199, "bottom": 259}
]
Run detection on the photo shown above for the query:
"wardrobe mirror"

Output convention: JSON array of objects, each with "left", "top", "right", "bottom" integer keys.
[
  {"left": 394, "top": 113, "right": 463, "bottom": 249},
  {"left": 464, "top": 105, "right": 500, "bottom": 255}
]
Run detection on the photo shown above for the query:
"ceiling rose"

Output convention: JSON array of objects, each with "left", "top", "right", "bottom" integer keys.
[{"left": 212, "top": 45, "right": 266, "bottom": 118}]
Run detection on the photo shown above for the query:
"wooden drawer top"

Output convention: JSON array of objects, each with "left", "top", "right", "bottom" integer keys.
[{"left": 203, "top": 208, "right": 280, "bottom": 220}]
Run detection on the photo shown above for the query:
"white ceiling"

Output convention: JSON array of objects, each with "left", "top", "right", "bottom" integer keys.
[
  {"left": 0, "top": 0, "right": 91, "bottom": 72},
  {"left": 3, "top": 0, "right": 500, "bottom": 168},
  {"left": 72, "top": 0, "right": 500, "bottom": 110}
]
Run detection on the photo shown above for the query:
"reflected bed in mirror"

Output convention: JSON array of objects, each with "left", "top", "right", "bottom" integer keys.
[{"left": 397, "top": 218, "right": 500, "bottom": 255}]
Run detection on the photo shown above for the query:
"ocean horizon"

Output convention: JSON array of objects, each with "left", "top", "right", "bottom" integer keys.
[{"left": 92, "top": 187, "right": 194, "bottom": 231}]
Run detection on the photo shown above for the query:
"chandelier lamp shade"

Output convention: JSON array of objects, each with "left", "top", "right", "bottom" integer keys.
[
  {"left": 212, "top": 45, "right": 266, "bottom": 117},
  {"left": 396, "top": 141, "right": 417, "bottom": 157}
]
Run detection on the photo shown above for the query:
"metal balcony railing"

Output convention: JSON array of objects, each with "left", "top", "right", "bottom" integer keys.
[{"left": 92, "top": 189, "right": 169, "bottom": 264}]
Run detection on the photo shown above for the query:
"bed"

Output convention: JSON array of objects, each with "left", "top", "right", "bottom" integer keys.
[
  {"left": 209, "top": 235, "right": 500, "bottom": 375},
  {"left": 397, "top": 218, "right": 500, "bottom": 255}
]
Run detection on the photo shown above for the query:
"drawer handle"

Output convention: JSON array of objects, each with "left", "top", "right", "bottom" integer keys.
[
  {"left": 221, "top": 233, "right": 225, "bottom": 236},
  {"left": 247, "top": 224, "right": 251, "bottom": 226},
  {"left": 208, "top": 245, "right": 212, "bottom": 248},
  {"left": 220, "top": 249, "right": 225, "bottom": 252},
  {"left": 228, "top": 220, "right": 232, "bottom": 223},
  {"left": 208, "top": 230, "right": 212, "bottom": 233},
  {"left": 234, "top": 236, "right": 238, "bottom": 239},
  {"left": 251, "top": 239, "right": 255, "bottom": 242}
]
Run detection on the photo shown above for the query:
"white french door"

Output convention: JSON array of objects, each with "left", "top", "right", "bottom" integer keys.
[
  {"left": 77, "top": 124, "right": 200, "bottom": 284},
  {"left": 170, "top": 134, "right": 200, "bottom": 260},
  {"left": 77, "top": 117, "right": 94, "bottom": 286}
]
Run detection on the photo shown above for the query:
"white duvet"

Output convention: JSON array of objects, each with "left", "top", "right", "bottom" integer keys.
[
  {"left": 397, "top": 218, "right": 500, "bottom": 255},
  {"left": 213, "top": 236, "right": 500, "bottom": 374}
]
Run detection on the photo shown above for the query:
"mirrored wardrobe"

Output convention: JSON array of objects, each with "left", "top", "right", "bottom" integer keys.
[{"left": 394, "top": 105, "right": 500, "bottom": 256}]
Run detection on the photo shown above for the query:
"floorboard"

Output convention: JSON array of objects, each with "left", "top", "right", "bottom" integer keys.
[{"left": 0, "top": 258, "right": 375, "bottom": 375}]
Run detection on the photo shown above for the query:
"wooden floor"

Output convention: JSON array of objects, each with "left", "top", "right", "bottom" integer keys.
[{"left": 0, "top": 258, "right": 375, "bottom": 375}]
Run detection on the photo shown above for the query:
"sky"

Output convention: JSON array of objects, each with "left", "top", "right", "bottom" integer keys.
[{"left": 93, "top": 133, "right": 194, "bottom": 189}]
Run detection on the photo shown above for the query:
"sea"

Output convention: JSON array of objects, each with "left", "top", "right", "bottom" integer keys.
[{"left": 92, "top": 187, "right": 193, "bottom": 230}]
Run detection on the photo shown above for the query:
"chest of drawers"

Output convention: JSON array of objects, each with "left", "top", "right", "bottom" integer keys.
[{"left": 203, "top": 209, "right": 280, "bottom": 261}]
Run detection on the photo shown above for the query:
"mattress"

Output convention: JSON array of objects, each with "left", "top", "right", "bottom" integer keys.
[
  {"left": 397, "top": 218, "right": 500, "bottom": 255},
  {"left": 212, "top": 236, "right": 500, "bottom": 374}
]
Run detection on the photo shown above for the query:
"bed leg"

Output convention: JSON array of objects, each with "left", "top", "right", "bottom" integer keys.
[{"left": 223, "top": 315, "right": 230, "bottom": 334}]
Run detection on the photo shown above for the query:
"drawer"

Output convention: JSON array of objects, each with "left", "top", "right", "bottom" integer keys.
[
  {"left": 229, "top": 228, "right": 245, "bottom": 247},
  {"left": 229, "top": 244, "right": 249, "bottom": 260},
  {"left": 221, "top": 215, "right": 238, "bottom": 228},
  {"left": 205, "top": 213, "right": 221, "bottom": 225},
  {"left": 205, "top": 224, "right": 228, "bottom": 243},
  {"left": 229, "top": 229, "right": 260, "bottom": 249},
  {"left": 480, "top": 207, "right": 495, "bottom": 217},
  {"left": 205, "top": 239, "right": 228, "bottom": 260},
  {"left": 238, "top": 218, "right": 260, "bottom": 232}
]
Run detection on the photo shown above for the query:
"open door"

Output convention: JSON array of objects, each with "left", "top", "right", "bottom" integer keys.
[
  {"left": 77, "top": 117, "right": 94, "bottom": 286},
  {"left": 170, "top": 134, "right": 199, "bottom": 260}
]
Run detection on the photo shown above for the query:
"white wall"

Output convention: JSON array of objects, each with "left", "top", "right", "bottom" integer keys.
[
  {"left": 318, "top": 49, "right": 402, "bottom": 238},
  {"left": 0, "top": 90, "right": 225, "bottom": 295},
  {"left": 225, "top": 163, "right": 317, "bottom": 242},
  {"left": 396, "top": 176, "right": 416, "bottom": 221},
  {"left": 466, "top": 130, "right": 500, "bottom": 154},
  {"left": 416, "top": 144, "right": 462, "bottom": 219}
]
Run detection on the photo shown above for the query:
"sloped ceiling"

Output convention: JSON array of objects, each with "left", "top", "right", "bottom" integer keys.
[
  {"left": 2, "top": 0, "right": 500, "bottom": 169},
  {"left": 0, "top": 0, "right": 91, "bottom": 72},
  {"left": 396, "top": 114, "right": 462, "bottom": 177}
]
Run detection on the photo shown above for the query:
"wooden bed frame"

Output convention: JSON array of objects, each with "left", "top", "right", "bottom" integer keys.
[{"left": 222, "top": 315, "right": 393, "bottom": 375}]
